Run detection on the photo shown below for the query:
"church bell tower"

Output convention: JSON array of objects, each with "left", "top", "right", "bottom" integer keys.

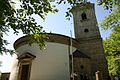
[
  {"left": 72, "top": 2, "right": 101, "bottom": 39},
  {"left": 71, "top": 2, "right": 108, "bottom": 80}
]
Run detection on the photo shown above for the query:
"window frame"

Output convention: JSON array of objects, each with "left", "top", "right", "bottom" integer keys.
[{"left": 17, "top": 52, "right": 36, "bottom": 80}]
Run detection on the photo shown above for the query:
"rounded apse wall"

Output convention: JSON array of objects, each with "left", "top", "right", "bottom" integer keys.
[{"left": 10, "top": 42, "right": 76, "bottom": 80}]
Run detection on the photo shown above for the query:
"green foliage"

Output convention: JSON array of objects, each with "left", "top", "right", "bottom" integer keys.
[
  {"left": 97, "top": 0, "right": 119, "bottom": 10},
  {"left": 98, "top": 0, "right": 120, "bottom": 76},
  {"left": 104, "top": 26, "right": 120, "bottom": 76},
  {"left": 97, "top": 0, "right": 120, "bottom": 30},
  {"left": 107, "top": 56, "right": 120, "bottom": 76},
  {"left": 0, "top": 0, "right": 58, "bottom": 55},
  {"left": 0, "top": 0, "right": 91, "bottom": 55},
  {"left": 0, "top": 0, "right": 15, "bottom": 55},
  {"left": 100, "top": 7, "right": 120, "bottom": 30},
  {"left": 0, "top": 0, "right": 119, "bottom": 55}
]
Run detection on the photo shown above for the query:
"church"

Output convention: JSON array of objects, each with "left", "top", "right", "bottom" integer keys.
[{"left": 1, "top": 2, "right": 108, "bottom": 80}]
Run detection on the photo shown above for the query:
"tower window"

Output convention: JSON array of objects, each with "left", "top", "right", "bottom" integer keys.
[
  {"left": 81, "top": 12, "right": 87, "bottom": 20},
  {"left": 80, "top": 65, "right": 84, "bottom": 69},
  {"left": 84, "top": 29, "right": 89, "bottom": 33}
]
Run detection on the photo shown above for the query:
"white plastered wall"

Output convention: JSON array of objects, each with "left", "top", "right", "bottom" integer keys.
[
  {"left": 9, "top": 54, "right": 19, "bottom": 80},
  {"left": 10, "top": 42, "right": 76, "bottom": 80}
]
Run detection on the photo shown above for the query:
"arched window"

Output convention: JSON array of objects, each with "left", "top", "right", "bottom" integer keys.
[
  {"left": 81, "top": 12, "right": 87, "bottom": 20},
  {"left": 84, "top": 28, "right": 89, "bottom": 33},
  {"left": 17, "top": 52, "right": 36, "bottom": 80}
]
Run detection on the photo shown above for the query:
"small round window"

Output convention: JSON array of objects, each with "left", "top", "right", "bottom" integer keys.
[
  {"left": 84, "top": 29, "right": 89, "bottom": 33},
  {"left": 80, "top": 65, "right": 84, "bottom": 69}
]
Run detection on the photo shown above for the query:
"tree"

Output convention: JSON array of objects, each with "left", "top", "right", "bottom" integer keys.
[
  {"left": 0, "top": 0, "right": 58, "bottom": 55},
  {"left": 98, "top": 0, "right": 120, "bottom": 76},
  {"left": 104, "top": 26, "right": 120, "bottom": 76},
  {"left": 97, "top": 0, "right": 120, "bottom": 30},
  {"left": 0, "top": 0, "right": 89, "bottom": 55},
  {"left": 0, "top": 0, "right": 119, "bottom": 55}
]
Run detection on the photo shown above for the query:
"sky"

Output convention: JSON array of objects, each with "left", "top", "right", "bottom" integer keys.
[{"left": 0, "top": 0, "right": 111, "bottom": 72}]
